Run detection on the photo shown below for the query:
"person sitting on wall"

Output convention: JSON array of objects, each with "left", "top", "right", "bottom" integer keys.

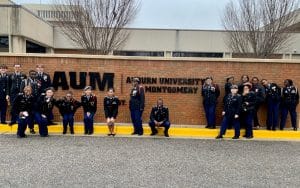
[
  {"left": 104, "top": 88, "right": 119, "bottom": 136},
  {"left": 149, "top": 98, "right": 170, "bottom": 137}
]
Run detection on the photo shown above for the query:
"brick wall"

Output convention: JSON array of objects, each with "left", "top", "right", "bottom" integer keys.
[{"left": 0, "top": 54, "right": 299, "bottom": 127}]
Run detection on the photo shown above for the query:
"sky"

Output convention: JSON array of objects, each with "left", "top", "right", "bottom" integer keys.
[{"left": 13, "top": 0, "right": 231, "bottom": 30}]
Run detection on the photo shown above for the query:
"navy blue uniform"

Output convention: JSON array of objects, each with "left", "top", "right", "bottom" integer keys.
[
  {"left": 241, "top": 92, "right": 256, "bottom": 138},
  {"left": 104, "top": 96, "right": 119, "bottom": 119},
  {"left": 202, "top": 84, "right": 220, "bottom": 128},
  {"left": 81, "top": 95, "right": 97, "bottom": 135},
  {"left": 251, "top": 84, "right": 265, "bottom": 127},
  {"left": 36, "top": 72, "right": 51, "bottom": 95},
  {"left": 56, "top": 98, "right": 81, "bottom": 134},
  {"left": 35, "top": 94, "right": 56, "bottom": 137},
  {"left": 280, "top": 86, "right": 299, "bottom": 130},
  {"left": 9, "top": 72, "right": 27, "bottom": 124},
  {"left": 0, "top": 73, "right": 9, "bottom": 123},
  {"left": 264, "top": 83, "right": 281, "bottom": 130},
  {"left": 219, "top": 94, "right": 242, "bottom": 138},
  {"left": 149, "top": 106, "right": 170, "bottom": 136},
  {"left": 129, "top": 85, "right": 145, "bottom": 135},
  {"left": 13, "top": 93, "right": 34, "bottom": 137}
]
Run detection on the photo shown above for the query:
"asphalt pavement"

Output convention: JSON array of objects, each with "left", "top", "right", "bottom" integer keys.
[{"left": 0, "top": 135, "right": 300, "bottom": 188}]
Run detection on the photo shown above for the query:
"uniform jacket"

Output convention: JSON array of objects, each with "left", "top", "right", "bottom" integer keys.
[
  {"left": 9, "top": 72, "right": 27, "bottom": 96},
  {"left": 281, "top": 86, "right": 299, "bottom": 107},
  {"left": 35, "top": 94, "right": 56, "bottom": 115},
  {"left": 56, "top": 97, "right": 81, "bottom": 115},
  {"left": 36, "top": 72, "right": 51, "bottom": 94},
  {"left": 223, "top": 94, "right": 242, "bottom": 117},
  {"left": 264, "top": 83, "right": 281, "bottom": 102},
  {"left": 251, "top": 84, "right": 265, "bottom": 104},
  {"left": 129, "top": 85, "right": 145, "bottom": 110},
  {"left": 0, "top": 73, "right": 9, "bottom": 98},
  {"left": 13, "top": 93, "right": 35, "bottom": 115},
  {"left": 103, "top": 96, "right": 119, "bottom": 118},
  {"left": 150, "top": 106, "right": 169, "bottom": 123},
  {"left": 241, "top": 92, "right": 256, "bottom": 113},
  {"left": 81, "top": 95, "right": 97, "bottom": 113},
  {"left": 202, "top": 84, "right": 220, "bottom": 105}
]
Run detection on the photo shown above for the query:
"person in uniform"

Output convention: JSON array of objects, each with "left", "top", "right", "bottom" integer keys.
[
  {"left": 36, "top": 64, "right": 54, "bottom": 125},
  {"left": 216, "top": 85, "right": 242, "bottom": 139},
  {"left": 104, "top": 88, "right": 119, "bottom": 136},
  {"left": 35, "top": 87, "right": 56, "bottom": 137},
  {"left": 261, "top": 79, "right": 281, "bottom": 130},
  {"left": 238, "top": 75, "right": 250, "bottom": 94},
  {"left": 129, "top": 78, "right": 145, "bottom": 136},
  {"left": 36, "top": 64, "right": 51, "bottom": 95},
  {"left": 9, "top": 64, "right": 27, "bottom": 125},
  {"left": 280, "top": 79, "right": 299, "bottom": 131},
  {"left": 202, "top": 77, "right": 220, "bottom": 129},
  {"left": 0, "top": 65, "right": 9, "bottom": 124},
  {"left": 56, "top": 91, "right": 81, "bottom": 134},
  {"left": 149, "top": 98, "right": 171, "bottom": 137},
  {"left": 13, "top": 86, "right": 35, "bottom": 138},
  {"left": 251, "top": 77, "right": 265, "bottom": 129},
  {"left": 20, "top": 70, "right": 39, "bottom": 134},
  {"left": 81, "top": 86, "right": 97, "bottom": 135},
  {"left": 224, "top": 76, "right": 234, "bottom": 97},
  {"left": 241, "top": 83, "right": 256, "bottom": 138}
]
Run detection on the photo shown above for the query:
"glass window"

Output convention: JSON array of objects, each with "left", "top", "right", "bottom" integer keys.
[
  {"left": 26, "top": 41, "right": 46, "bottom": 53},
  {"left": 113, "top": 51, "right": 164, "bottom": 57},
  {"left": 0, "top": 36, "right": 9, "bottom": 52},
  {"left": 172, "top": 51, "right": 223, "bottom": 58}
]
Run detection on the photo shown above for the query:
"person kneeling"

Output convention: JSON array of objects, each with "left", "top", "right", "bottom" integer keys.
[
  {"left": 216, "top": 85, "right": 242, "bottom": 139},
  {"left": 104, "top": 88, "right": 119, "bottom": 136},
  {"left": 149, "top": 98, "right": 170, "bottom": 137}
]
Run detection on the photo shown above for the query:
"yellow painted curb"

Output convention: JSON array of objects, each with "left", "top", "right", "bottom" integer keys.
[{"left": 0, "top": 123, "right": 300, "bottom": 140}]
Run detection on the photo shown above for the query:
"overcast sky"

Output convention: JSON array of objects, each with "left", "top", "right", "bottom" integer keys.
[{"left": 13, "top": 0, "right": 231, "bottom": 30}]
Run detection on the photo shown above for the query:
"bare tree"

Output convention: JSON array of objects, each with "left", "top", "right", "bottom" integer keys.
[
  {"left": 52, "top": 0, "right": 139, "bottom": 55},
  {"left": 222, "top": 0, "right": 299, "bottom": 58}
]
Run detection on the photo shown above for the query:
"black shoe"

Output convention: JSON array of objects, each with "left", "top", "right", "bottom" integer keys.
[
  {"left": 215, "top": 135, "right": 223, "bottom": 139},
  {"left": 267, "top": 127, "right": 271, "bottom": 130},
  {"left": 232, "top": 136, "right": 239, "bottom": 139},
  {"left": 1, "top": 121, "right": 7, "bottom": 124},
  {"left": 131, "top": 132, "right": 137, "bottom": 135},
  {"left": 209, "top": 126, "right": 216, "bottom": 129},
  {"left": 107, "top": 133, "right": 112, "bottom": 136},
  {"left": 246, "top": 136, "right": 253, "bottom": 139},
  {"left": 272, "top": 128, "right": 276, "bottom": 131},
  {"left": 294, "top": 127, "right": 297, "bottom": 131},
  {"left": 88, "top": 133, "right": 93, "bottom": 135},
  {"left": 205, "top": 125, "right": 210, "bottom": 128},
  {"left": 150, "top": 131, "right": 158, "bottom": 136},
  {"left": 138, "top": 133, "right": 143, "bottom": 136},
  {"left": 242, "top": 135, "right": 246, "bottom": 138},
  {"left": 164, "top": 132, "right": 169, "bottom": 137},
  {"left": 48, "top": 121, "right": 57, "bottom": 125},
  {"left": 63, "top": 132, "right": 66, "bottom": 135},
  {"left": 280, "top": 128, "right": 284, "bottom": 130},
  {"left": 70, "top": 132, "right": 74, "bottom": 134},
  {"left": 30, "top": 129, "right": 36, "bottom": 134},
  {"left": 111, "top": 134, "right": 116, "bottom": 137},
  {"left": 17, "top": 134, "right": 27, "bottom": 138},
  {"left": 9, "top": 121, "right": 16, "bottom": 126}
]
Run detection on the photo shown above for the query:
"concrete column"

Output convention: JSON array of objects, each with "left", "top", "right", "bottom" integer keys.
[{"left": 11, "top": 35, "right": 26, "bottom": 53}]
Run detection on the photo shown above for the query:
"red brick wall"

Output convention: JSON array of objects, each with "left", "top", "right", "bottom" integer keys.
[{"left": 0, "top": 54, "right": 299, "bottom": 127}]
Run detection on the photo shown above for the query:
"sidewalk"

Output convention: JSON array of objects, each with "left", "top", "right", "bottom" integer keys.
[{"left": 1, "top": 123, "right": 300, "bottom": 141}]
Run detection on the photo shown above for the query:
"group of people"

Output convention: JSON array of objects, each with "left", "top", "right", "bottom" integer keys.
[
  {"left": 0, "top": 63, "right": 298, "bottom": 139},
  {"left": 201, "top": 75, "right": 299, "bottom": 139},
  {"left": 0, "top": 65, "right": 170, "bottom": 138}
]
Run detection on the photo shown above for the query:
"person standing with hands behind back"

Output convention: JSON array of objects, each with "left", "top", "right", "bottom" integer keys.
[
  {"left": 104, "top": 88, "right": 119, "bottom": 136},
  {"left": 129, "top": 78, "right": 145, "bottom": 136},
  {"left": 81, "top": 86, "right": 97, "bottom": 135}
]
